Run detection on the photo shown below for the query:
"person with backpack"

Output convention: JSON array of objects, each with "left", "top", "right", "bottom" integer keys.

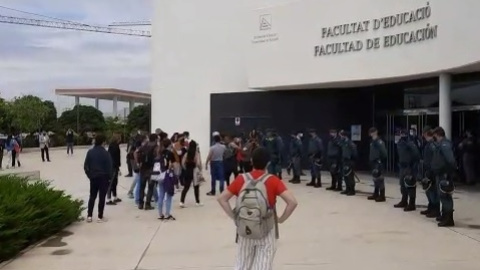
[
  {"left": 217, "top": 147, "right": 298, "bottom": 270},
  {"left": 152, "top": 139, "right": 177, "bottom": 221},
  {"left": 223, "top": 134, "right": 240, "bottom": 186},
  {"left": 135, "top": 134, "right": 158, "bottom": 210},
  {"left": 394, "top": 129, "right": 421, "bottom": 212},
  {"left": 339, "top": 130, "right": 358, "bottom": 196}
]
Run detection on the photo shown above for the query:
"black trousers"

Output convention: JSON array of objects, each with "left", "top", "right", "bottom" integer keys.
[
  {"left": 11, "top": 150, "right": 16, "bottom": 167},
  {"left": 41, "top": 147, "right": 50, "bottom": 161},
  {"left": 139, "top": 169, "right": 154, "bottom": 206},
  {"left": 239, "top": 161, "right": 252, "bottom": 173},
  {"left": 107, "top": 169, "right": 119, "bottom": 199},
  {"left": 224, "top": 162, "right": 239, "bottom": 186},
  {"left": 180, "top": 176, "right": 200, "bottom": 204},
  {"left": 126, "top": 155, "right": 133, "bottom": 175},
  {"left": 87, "top": 176, "right": 109, "bottom": 219},
  {"left": 0, "top": 148, "right": 3, "bottom": 168}
]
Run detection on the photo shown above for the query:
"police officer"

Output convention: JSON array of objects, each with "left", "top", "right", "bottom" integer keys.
[
  {"left": 339, "top": 130, "right": 357, "bottom": 196},
  {"left": 432, "top": 127, "right": 456, "bottom": 227},
  {"left": 288, "top": 131, "right": 303, "bottom": 184},
  {"left": 263, "top": 129, "right": 283, "bottom": 178},
  {"left": 326, "top": 129, "right": 342, "bottom": 191},
  {"left": 420, "top": 126, "right": 439, "bottom": 218},
  {"left": 395, "top": 129, "right": 421, "bottom": 211},
  {"left": 307, "top": 129, "right": 324, "bottom": 188},
  {"left": 367, "top": 127, "right": 387, "bottom": 202}
]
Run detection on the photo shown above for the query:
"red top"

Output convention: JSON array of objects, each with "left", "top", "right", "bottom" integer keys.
[
  {"left": 228, "top": 170, "right": 287, "bottom": 206},
  {"left": 236, "top": 143, "right": 243, "bottom": 162}
]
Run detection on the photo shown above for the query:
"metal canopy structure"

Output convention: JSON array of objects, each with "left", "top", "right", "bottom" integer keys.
[{"left": 55, "top": 88, "right": 151, "bottom": 117}]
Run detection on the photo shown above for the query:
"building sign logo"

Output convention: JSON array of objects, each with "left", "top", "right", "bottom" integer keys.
[{"left": 259, "top": 14, "right": 272, "bottom": 31}]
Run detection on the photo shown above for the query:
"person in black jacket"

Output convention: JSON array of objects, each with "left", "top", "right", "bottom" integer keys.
[
  {"left": 84, "top": 134, "right": 113, "bottom": 223},
  {"left": 107, "top": 134, "right": 122, "bottom": 205}
]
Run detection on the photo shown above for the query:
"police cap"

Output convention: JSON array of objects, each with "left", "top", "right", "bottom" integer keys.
[
  {"left": 329, "top": 128, "right": 337, "bottom": 133},
  {"left": 308, "top": 128, "right": 317, "bottom": 133},
  {"left": 368, "top": 127, "right": 378, "bottom": 134},
  {"left": 433, "top": 127, "right": 446, "bottom": 137}
]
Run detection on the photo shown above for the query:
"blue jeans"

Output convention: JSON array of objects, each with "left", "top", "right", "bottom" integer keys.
[
  {"left": 157, "top": 183, "right": 173, "bottom": 216},
  {"left": 134, "top": 172, "right": 141, "bottom": 205},
  {"left": 210, "top": 161, "right": 224, "bottom": 194}
]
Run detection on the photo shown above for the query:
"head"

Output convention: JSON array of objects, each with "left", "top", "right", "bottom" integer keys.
[
  {"left": 465, "top": 130, "right": 473, "bottom": 138},
  {"left": 423, "top": 129, "right": 434, "bottom": 141},
  {"left": 213, "top": 135, "right": 222, "bottom": 143},
  {"left": 309, "top": 129, "right": 317, "bottom": 137},
  {"left": 339, "top": 130, "right": 349, "bottom": 140},
  {"left": 369, "top": 127, "right": 378, "bottom": 138},
  {"left": 42, "top": 131, "right": 47, "bottom": 136},
  {"left": 409, "top": 128, "right": 417, "bottom": 137},
  {"left": 171, "top": 132, "right": 179, "bottom": 143},
  {"left": 223, "top": 134, "right": 232, "bottom": 143},
  {"left": 162, "top": 138, "right": 172, "bottom": 149},
  {"left": 399, "top": 129, "right": 408, "bottom": 138},
  {"left": 183, "top": 131, "right": 190, "bottom": 140},
  {"left": 137, "top": 129, "right": 142, "bottom": 135},
  {"left": 111, "top": 133, "right": 121, "bottom": 143},
  {"left": 433, "top": 127, "right": 446, "bottom": 140},
  {"left": 212, "top": 131, "right": 220, "bottom": 138},
  {"left": 155, "top": 128, "right": 163, "bottom": 135},
  {"left": 149, "top": 133, "right": 158, "bottom": 143},
  {"left": 251, "top": 147, "right": 270, "bottom": 170},
  {"left": 329, "top": 129, "right": 337, "bottom": 138},
  {"left": 94, "top": 134, "right": 106, "bottom": 146}
]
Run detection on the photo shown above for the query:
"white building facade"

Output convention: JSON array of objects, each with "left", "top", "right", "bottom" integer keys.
[{"left": 152, "top": 0, "right": 480, "bottom": 154}]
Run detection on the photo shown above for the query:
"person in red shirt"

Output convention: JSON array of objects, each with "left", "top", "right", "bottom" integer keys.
[{"left": 217, "top": 147, "right": 298, "bottom": 270}]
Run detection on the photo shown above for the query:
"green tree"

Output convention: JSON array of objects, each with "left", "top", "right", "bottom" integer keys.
[
  {"left": 9, "top": 95, "right": 49, "bottom": 133},
  {"left": 42, "top": 100, "right": 59, "bottom": 132},
  {"left": 58, "top": 105, "right": 106, "bottom": 133},
  {"left": 127, "top": 103, "right": 151, "bottom": 132}
]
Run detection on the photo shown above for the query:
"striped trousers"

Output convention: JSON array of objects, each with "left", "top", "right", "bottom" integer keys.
[{"left": 235, "top": 229, "right": 277, "bottom": 270}]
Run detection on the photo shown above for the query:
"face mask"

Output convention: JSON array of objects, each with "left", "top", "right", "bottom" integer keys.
[
  {"left": 409, "top": 131, "right": 415, "bottom": 136},
  {"left": 330, "top": 133, "right": 336, "bottom": 137}
]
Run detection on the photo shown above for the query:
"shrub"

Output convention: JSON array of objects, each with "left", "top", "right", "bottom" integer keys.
[{"left": 0, "top": 175, "right": 84, "bottom": 262}]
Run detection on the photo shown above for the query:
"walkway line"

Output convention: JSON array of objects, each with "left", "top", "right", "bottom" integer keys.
[{"left": 134, "top": 221, "right": 163, "bottom": 270}]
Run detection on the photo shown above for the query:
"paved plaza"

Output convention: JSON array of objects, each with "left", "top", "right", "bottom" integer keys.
[{"left": 2, "top": 147, "right": 480, "bottom": 270}]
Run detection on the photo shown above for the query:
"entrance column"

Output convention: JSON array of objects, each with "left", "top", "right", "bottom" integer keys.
[
  {"left": 113, "top": 96, "right": 118, "bottom": 117},
  {"left": 439, "top": 73, "right": 452, "bottom": 139},
  {"left": 95, "top": 98, "right": 99, "bottom": 110},
  {"left": 129, "top": 100, "right": 135, "bottom": 114},
  {"left": 75, "top": 96, "right": 80, "bottom": 106}
]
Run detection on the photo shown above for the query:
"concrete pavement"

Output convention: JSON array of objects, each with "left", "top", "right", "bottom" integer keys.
[{"left": 2, "top": 148, "right": 480, "bottom": 270}]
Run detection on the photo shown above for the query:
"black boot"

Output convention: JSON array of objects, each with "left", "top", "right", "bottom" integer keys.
[
  {"left": 290, "top": 176, "right": 301, "bottom": 184},
  {"left": 367, "top": 188, "right": 379, "bottom": 200},
  {"left": 436, "top": 212, "right": 445, "bottom": 222},
  {"left": 438, "top": 211, "right": 455, "bottom": 227},
  {"left": 394, "top": 197, "right": 407, "bottom": 208},
  {"left": 420, "top": 203, "right": 432, "bottom": 215},
  {"left": 346, "top": 185, "right": 356, "bottom": 196},
  {"left": 375, "top": 189, "right": 386, "bottom": 202},
  {"left": 314, "top": 177, "right": 322, "bottom": 188},
  {"left": 326, "top": 178, "right": 336, "bottom": 190},
  {"left": 306, "top": 177, "right": 315, "bottom": 186},
  {"left": 426, "top": 204, "right": 440, "bottom": 218},
  {"left": 404, "top": 196, "right": 416, "bottom": 212}
]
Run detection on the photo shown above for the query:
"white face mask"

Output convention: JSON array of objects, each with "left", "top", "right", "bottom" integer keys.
[{"left": 409, "top": 131, "right": 415, "bottom": 136}]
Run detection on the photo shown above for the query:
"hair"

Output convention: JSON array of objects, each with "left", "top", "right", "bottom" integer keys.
[
  {"left": 213, "top": 135, "right": 221, "bottom": 143},
  {"left": 424, "top": 130, "right": 434, "bottom": 137},
  {"left": 251, "top": 147, "right": 270, "bottom": 170},
  {"left": 149, "top": 133, "right": 158, "bottom": 142},
  {"left": 95, "top": 134, "right": 106, "bottom": 146},
  {"left": 368, "top": 127, "right": 378, "bottom": 134},
  {"left": 111, "top": 133, "right": 120, "bottom": 143},
  {"left": 171, "top": 133, "right": 179, "bottom": 142},
  {"left": 186, "top": 140, "right": 197, "bottom": 163},
  {"left": 433, "top": 127, "right": 446, "bottom": 137},
  {"left": 162, "top": 138, "right": 172, "bottom": 148},
  {"left": 183, "top": 131, "right": 190, "bottom": 137}
]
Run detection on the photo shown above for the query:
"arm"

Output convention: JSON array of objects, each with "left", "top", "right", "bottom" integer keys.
[
  {"left": 217, "top": 190, "right": 235, "bottom": 220},
  {"left": 277, "top": 190, "right": 298, "bottom": 224},
  {"left": 84, "top": 151, "right": 91, "bottom": 177},
  {"left": 205, "top": 148, "right": 212, "bottom": 170},
  {"left": 409, "top": 141, "right": 421, "bottom": 162},
  {"left": 196, "top": 151, "right": 203, "bottom": 170},
  {"left": 440, "top": 143, "right": 457, "bottom": 169},
  {"left": 378, "top": 141, "right": 388, "bottom": 160}
]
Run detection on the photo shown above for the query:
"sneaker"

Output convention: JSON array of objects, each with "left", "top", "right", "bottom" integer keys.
[
  {"left": 180, "top": 202, "right": 186, "bottom": 208},
  {"left": 158, "top": 215, "right": 165, "bottom": 220},
  {"left": 106, "top": 201, "right": 116, "bottom": 205},
  {"left": 114, "top": 198, "right": 122, "bottom": 203},
  {"left": 128, "top": 193, "right": 134, "bottom": 199},
  {"left": 97, "top": 217, "right": 108, "bottom": 223},
  {"left": 196, "top": 203, "right": 203, "bottom": 207},
  {"left": 86, "top": 217, "right": 93, "bottom": 223}
]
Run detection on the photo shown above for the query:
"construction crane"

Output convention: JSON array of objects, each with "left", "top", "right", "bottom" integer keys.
[
  {"left": 109, "top": 21, "right": 151, "bottom": 27},
  {"left": 0, "top": 14, "right": 151, "bottom": 37}
]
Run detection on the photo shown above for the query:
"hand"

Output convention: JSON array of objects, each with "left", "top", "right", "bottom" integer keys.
[
  {"left": 118, "top": 170, "right": 122, "bottom": 176},
  {"left": 278, "top": 217, "right": 285, "bottom": 224}
]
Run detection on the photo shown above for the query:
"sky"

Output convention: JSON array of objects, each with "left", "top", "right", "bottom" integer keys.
[{"left": 0, "top": 0, "right": 151, "bottom": 115}]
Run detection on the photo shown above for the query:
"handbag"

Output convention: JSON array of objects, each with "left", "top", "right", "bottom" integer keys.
[
  {"left": 151, "top": 162, "right": 166, "bottom": 183},
  {"left": 195, "top": 168, "right": 206, "bottom": 185}
]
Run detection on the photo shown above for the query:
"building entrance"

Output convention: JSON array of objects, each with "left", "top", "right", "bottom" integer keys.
[{"left": 378, "top": 106, "right": 480, "bottom": 173}]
